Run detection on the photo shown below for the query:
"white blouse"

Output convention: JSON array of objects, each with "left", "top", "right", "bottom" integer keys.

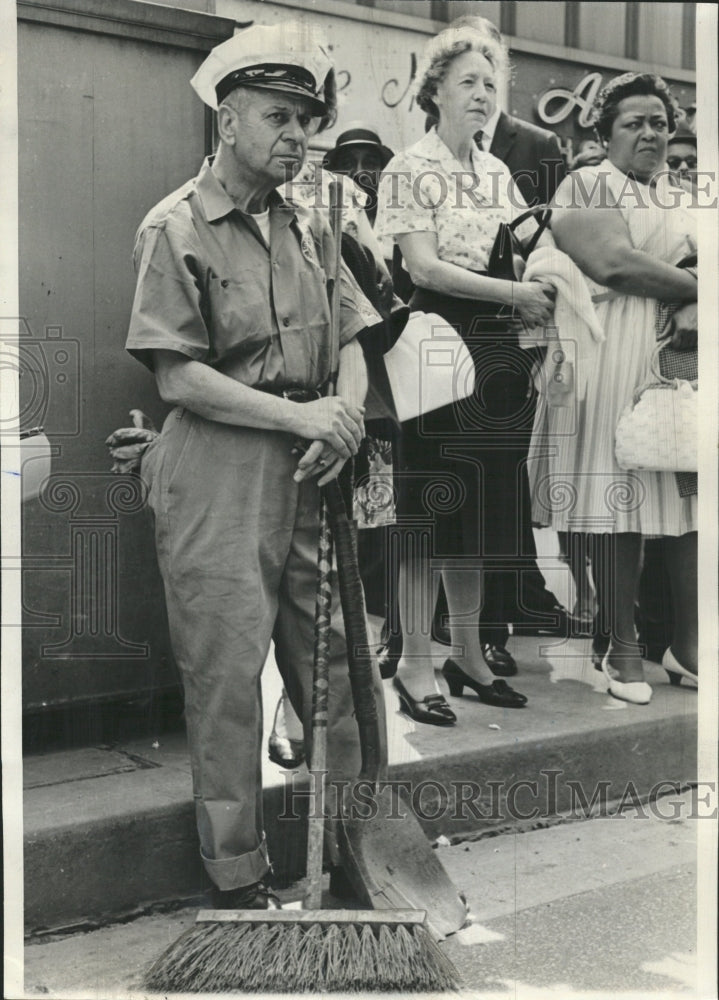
[
  {"left": 552, "top": 159, "right": 697, "bottom": 270},
  {"left": 375, "top": 127, "right": 537, "bottom": 272}
]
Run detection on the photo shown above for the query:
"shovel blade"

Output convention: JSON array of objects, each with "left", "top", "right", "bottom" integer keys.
[{"left": 337, "top": 783, "right": 468, "bottom": 940}]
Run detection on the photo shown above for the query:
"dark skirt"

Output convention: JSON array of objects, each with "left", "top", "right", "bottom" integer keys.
[{"left": 396, "top": 287, "right": 537, "bottom": 560}]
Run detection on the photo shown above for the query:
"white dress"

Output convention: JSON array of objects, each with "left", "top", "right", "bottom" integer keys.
[{"left": 528, "top": 161, "right": 697, "bottom": 536}]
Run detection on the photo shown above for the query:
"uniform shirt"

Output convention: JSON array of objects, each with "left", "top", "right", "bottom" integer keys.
[
  {"left": 375, "top": 127, "right": 535, "bottom": 273},
  {"left": 126, "top": 157, "right": 374, "bottom": 391},
  {"left": 283, "top": 164, "right": 389, "bottom": 277},
  {"left": 283, "top": 162, "right": 368, "bottom": 242}
]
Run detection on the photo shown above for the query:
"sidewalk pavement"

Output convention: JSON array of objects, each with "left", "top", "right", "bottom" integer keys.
[
  {"left": 22, "top": 535, "right": 699, "bottom": 934},
  {"left": 22, "top": 792, "right": 702, "bottom": 998}
]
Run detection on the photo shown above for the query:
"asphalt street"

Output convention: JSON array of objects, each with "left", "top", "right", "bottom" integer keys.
[{"left": 21, "top": 790, "right": 710, "bottom": 1000}]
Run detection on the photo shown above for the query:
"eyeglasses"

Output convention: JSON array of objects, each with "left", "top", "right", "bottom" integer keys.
[{"left": 667, "top": 155, "right": 698, "bottom": 170}]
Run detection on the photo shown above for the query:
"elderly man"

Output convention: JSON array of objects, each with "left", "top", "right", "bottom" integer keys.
[{"left": 126, "top": 23, "right": 385, "bottom": 910}]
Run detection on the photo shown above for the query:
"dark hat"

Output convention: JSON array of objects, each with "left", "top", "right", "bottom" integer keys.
[
  {"left": 668, "top": 120, "right": 697, "bottom": 146},
  {"left": 323, "top": 123, "right": 393, "bottom": 171},
  {"left": 191, "top": 23, "right": 332, "bottom": 115}
]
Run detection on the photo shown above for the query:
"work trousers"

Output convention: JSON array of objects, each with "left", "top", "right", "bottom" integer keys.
[{"left": 143, "top": 406, "right": 386, "bottom": 890}]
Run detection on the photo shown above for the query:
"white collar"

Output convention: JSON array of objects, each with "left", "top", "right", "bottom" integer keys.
[{"left": 409, "top": 126, "right": 484, "bottom": 174}]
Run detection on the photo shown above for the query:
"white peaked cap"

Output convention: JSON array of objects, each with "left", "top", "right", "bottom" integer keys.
[{"left": 191, "top": 22, "right": 333, "bottom": 114}]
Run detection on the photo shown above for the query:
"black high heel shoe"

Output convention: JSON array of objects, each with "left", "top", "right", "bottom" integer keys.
[
  {"left": 377, "top": 629, "right": 402, "bottom": 680},
  {"left": 662, "top": 647, "right": 698, "bottom": 687},
  {"left": 442, "top": 659, "right": 528, "bottom": 708},
  {"left": 392, "top": 675, "right": 457, "bottom": 726}
]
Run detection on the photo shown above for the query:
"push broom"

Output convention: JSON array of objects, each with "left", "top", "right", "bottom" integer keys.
[{"left": 142, "top": 181, "right": 463, "bottom": 993}]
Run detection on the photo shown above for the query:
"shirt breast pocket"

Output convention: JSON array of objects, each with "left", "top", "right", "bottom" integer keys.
[{"left": 207, "top": 270, "right": 271, "bottom": 359}]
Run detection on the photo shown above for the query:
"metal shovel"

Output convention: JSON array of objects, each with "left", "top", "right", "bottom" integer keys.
[{"left": 323, "top": 478, "right": 468, "bottom": 940}]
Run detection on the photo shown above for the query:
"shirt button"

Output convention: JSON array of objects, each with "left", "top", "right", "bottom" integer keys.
[
  {"left": 221, "top": 279, "right": 229, "bottom": 288},
  {"left": 283, "top": 317, "right": 290, "bottom": 327}
]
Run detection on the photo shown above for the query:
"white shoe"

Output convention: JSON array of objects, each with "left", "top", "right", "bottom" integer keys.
[
  {"left": 662, "top": 647, "right": 698, "bottom": 687},
  {"left": 601, "top": 653, "right": 652, "bottom": 705}
]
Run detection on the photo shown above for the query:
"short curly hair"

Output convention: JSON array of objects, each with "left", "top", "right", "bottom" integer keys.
[
  {"left": 414, "top": 26, "right": 507, "bottom": 120},
  {"left": 593, "top": 72, "right": 678, "bottom": 143}
]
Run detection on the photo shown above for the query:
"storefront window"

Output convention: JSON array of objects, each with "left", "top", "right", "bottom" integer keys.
[
  {"left": 368, "top": 0, "right": 502, "bottom": 24},
  {"left": 514, "top": 0, "right": 566, "bottom": 46},
  {"left": 577, "top": 1, "right": 627, "bottom": 57},
  {"left": 443, "top": 1, "right": 502, "bottom": 26},
  {"left": 636, "top": 1, "right": 684, "bottom": 68},
  {"left": 370, "top": 0, "right": 434, "bottom": 16}
]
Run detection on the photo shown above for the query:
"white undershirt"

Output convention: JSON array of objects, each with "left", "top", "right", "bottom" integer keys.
[{"left": 250, "top": 208, "right": 271, "bottom": 245}]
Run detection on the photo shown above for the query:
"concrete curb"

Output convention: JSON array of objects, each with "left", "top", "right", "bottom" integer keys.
[{"left": 24, "top": 700, "right": 696, "bottom": 933}]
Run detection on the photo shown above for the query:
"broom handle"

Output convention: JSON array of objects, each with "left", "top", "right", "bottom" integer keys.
[
  {"left": 319, "top": 178, "right": 381, "bottom": 785},
  {"left": 327, "top": 179, "right": 343, "bottom": 394},
  {"left": 305, "top": 179, "right": 344, "bottom": 910},
  {"left": 323, "top": 479, "right": 382, "bottom": 785},
  {"left": 305, "top": 509, "right": 333, "bottom": 909}
]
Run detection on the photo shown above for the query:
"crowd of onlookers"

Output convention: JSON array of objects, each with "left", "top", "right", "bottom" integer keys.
[
  {"left": 115, "top": 14, "right": 700, "bottom": 913},
  {"left": 264, "top": 16, "right": 699, "bottom": 760},
  {"left": 111, "top": 14, "right": 699, "bottom": 767}
]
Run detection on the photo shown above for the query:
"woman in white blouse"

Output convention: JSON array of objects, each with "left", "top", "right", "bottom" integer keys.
[{"left": 375, "top": 26, "right": 554, "bottom": 724}]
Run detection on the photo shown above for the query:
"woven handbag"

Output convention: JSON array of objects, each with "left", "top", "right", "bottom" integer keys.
[{"left": 615, "top": 341, "right": 697, "bottom": 473}]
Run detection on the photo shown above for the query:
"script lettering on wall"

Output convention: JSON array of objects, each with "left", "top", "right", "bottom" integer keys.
[
  {"left": 381, "top": 52, "right": 418, "bottom": 109},
  {"left": 537, "top": 71, "right": 603, "bottom": 128}
]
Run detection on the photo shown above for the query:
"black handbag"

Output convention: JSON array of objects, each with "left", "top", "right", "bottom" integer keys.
[{"left": 487, "top": 205, "right": 552, "bottom": 319}]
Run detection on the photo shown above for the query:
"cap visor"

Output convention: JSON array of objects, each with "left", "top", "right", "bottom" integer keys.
[{"left": 238, "top": 80, "right": 326, "bottom": 116}]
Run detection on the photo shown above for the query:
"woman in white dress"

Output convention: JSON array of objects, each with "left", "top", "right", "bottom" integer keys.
[{"left": 531, "top": 73, "right": 698, "bottom": 704}]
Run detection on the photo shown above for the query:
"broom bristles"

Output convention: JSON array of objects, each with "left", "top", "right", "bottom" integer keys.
[{"left": 143, "top": 918, "right": 461, "bottom": 993}]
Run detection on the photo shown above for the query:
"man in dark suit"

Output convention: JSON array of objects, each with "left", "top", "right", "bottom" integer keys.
[
  {"left": 476, "top": 99, "right": 573, "bottom": 668},
  {"left": 480, "top": 108, "right": 566, "bottom": 207}
]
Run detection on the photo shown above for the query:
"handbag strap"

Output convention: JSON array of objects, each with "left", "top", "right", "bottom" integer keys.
[
  {"left": 508, "top": 205, "right": 552, "bottom": 259},
  {"left": 632, "top": 340, "right": 697, "bottom": 405}
]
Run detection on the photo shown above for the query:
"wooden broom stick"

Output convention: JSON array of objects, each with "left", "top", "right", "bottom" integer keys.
[{"left": 304, "top": 178, "right": 343, "bottom": 909}]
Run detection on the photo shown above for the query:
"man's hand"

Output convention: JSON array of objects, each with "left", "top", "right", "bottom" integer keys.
[
  {"left": 663, "top": 302, "right": 697, "bottom": 351},
  {"left": 290, "top": 396, "right": 365, "bottom": 460}
]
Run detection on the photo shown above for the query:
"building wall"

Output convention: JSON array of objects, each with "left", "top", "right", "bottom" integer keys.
[
  {"left": 153, "top": 0, "right": 696, "bottom": 73},
  {"left": 205, "top": 0, "right": 695, "bottom": 160},
  {"left": 18, "top": 0, "right": 236, "bottom": 712}
]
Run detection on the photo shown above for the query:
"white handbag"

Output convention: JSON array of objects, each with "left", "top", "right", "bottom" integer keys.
[
  {"left": 615, "top": 343, "right": 697, "bottom": 473},
  {"left": 382, "top": 312, "right": 475, "bottom": 423}
]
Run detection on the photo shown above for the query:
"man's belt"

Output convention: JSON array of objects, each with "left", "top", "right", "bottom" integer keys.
[{"left": 258, "top": 386, "right": 322, "bottom": 403}]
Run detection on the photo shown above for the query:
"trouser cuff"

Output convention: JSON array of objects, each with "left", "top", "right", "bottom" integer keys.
[{"left": 201, "top": 836, "right": 271, "bottom": 891}]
